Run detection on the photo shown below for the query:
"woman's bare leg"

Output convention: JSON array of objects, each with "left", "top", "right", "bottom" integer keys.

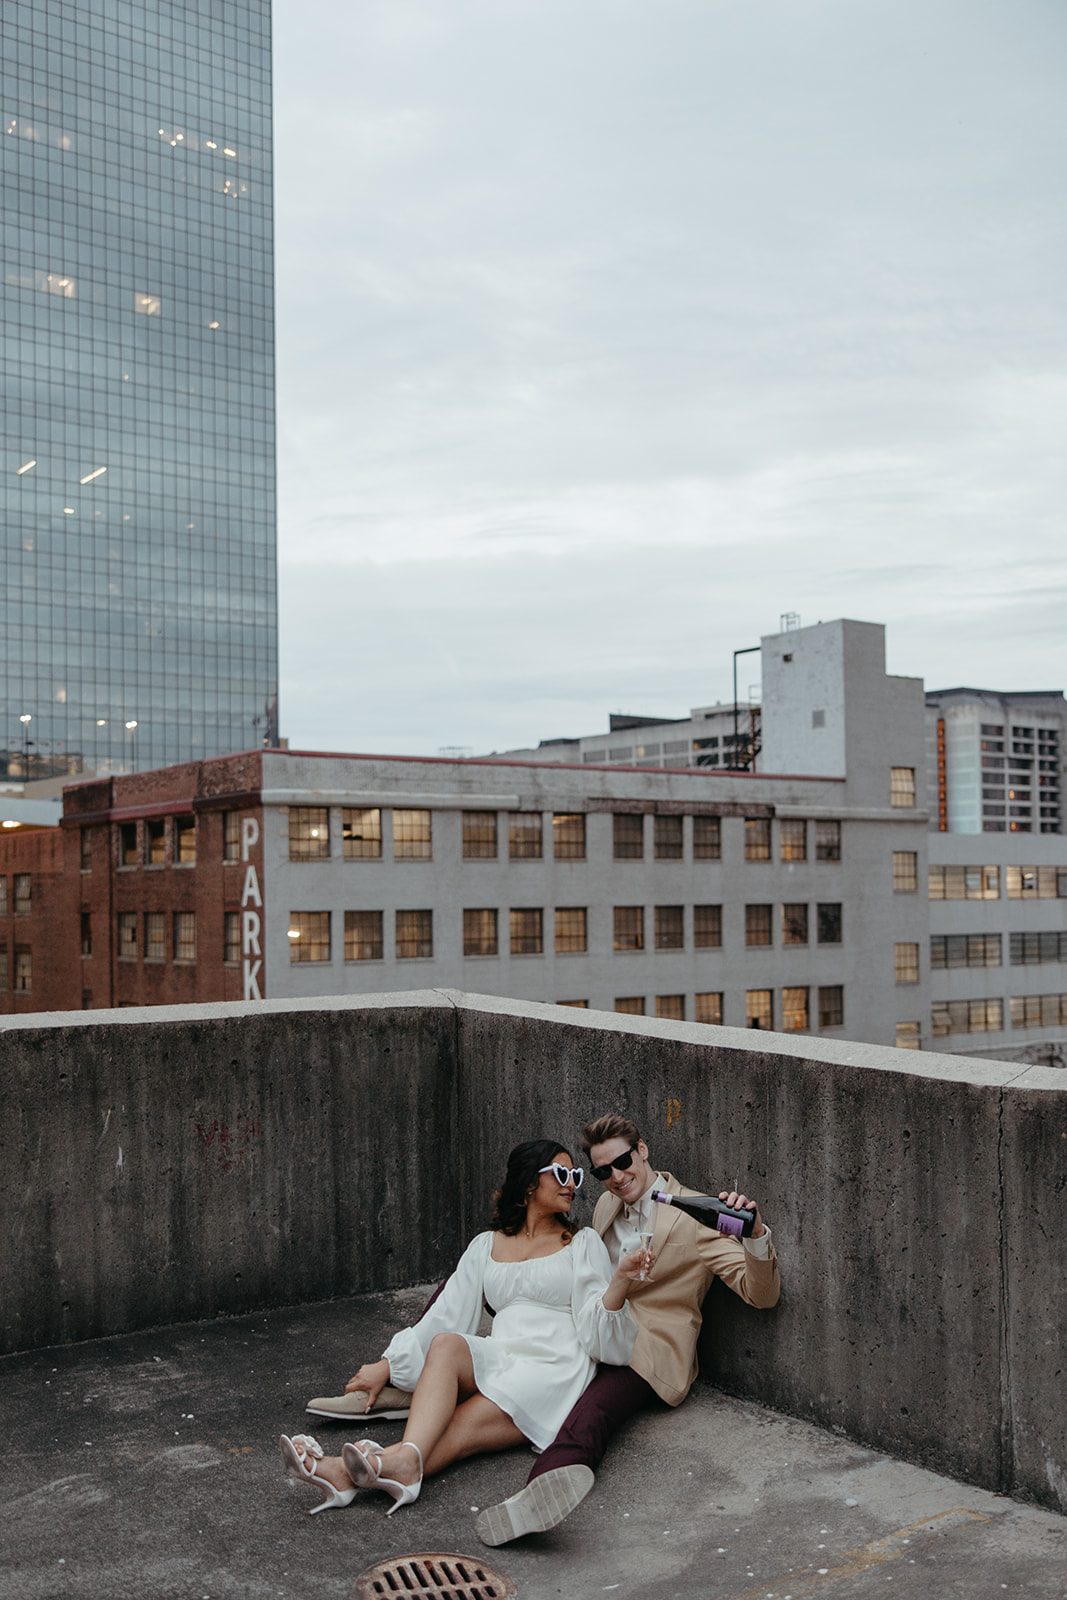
[
  {"left": 368, "top": 1333, "right": 484, "bottom": 1485},
  {"left": 421, "top": 1393, "right": 525, "bottom": 1476}
]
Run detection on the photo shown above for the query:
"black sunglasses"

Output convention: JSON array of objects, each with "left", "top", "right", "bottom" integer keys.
[{"left": 590, "top": 1144, "right": 639, "bottom": 1182}]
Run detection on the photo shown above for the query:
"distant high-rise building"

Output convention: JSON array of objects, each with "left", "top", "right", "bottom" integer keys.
[
  {"left": 1, "top": 0, "right": 277, "bottom": 777},
  {"left": 925, "top": 689, "right": 1064, "bottom": 836}
]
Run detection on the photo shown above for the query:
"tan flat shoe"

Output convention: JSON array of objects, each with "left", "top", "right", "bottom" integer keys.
[{"left": 305, "top": 1385, "right": 412, "bottom": 1421}]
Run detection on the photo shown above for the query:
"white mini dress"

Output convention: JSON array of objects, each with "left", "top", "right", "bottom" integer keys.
[{"left": 382, "top": 1229, "right": 637, "bottom": 1450}]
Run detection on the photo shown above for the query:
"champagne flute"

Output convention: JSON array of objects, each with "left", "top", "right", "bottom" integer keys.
[{"left": 638, "top": 1228, "right": 655, "bottom": 1282}]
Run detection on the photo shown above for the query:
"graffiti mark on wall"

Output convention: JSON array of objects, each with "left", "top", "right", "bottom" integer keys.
[
  {"left": 667, "top": 1097, "right": 681, "bottom": 1129},
  {"left": 195, "top": 1116, "right": 262, "bottom": 1173}
]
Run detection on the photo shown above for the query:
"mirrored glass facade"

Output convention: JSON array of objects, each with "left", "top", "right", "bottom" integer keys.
[{"left": 1, "top": 0, "right": 277, "bottom": 776}]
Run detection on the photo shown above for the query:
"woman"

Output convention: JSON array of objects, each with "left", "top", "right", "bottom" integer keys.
[{"left": 280, "top": 1138, "right": 646, "bottom": 1514}]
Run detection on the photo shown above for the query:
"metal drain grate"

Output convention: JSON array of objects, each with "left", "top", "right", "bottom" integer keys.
[{"left": 352, "top": 1551, "right": 517, "bottom": 1600}]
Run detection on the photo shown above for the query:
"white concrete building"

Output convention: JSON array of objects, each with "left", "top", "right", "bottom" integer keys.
[{"left": 924, "top": 687, "right": 1065, "bottom": 836}]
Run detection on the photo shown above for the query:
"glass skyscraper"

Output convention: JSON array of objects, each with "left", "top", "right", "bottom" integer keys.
[{"left": 1, "top": 0, "right": 277, "bottom": 777}]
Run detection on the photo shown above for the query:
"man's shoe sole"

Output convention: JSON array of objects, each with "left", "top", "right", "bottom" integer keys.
[{"left": 475, "top": 1465, "right": 594, "bottom": 1546}]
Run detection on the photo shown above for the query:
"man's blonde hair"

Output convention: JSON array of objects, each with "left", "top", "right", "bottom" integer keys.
[{"left": 580, "top": 1112, "right": 642, "bottom": 1158}]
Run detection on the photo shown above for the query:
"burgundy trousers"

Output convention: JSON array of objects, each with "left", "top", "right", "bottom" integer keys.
[{"left": 527, "top": 1364, "right": 659, "bottom": 1482}]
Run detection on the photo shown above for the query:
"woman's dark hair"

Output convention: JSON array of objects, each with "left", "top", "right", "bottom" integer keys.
[{"left": 490, "top": 1138, "right": 582, "bottom": 1238}]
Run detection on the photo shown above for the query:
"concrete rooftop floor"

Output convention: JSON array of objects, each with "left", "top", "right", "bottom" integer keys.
[{"left": 2, "top": 1286, "right": 1065, "bottom": 1600}]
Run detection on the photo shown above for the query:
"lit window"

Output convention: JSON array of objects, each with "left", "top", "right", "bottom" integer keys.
[
  {"left": 746, "top": 989, "right": 772, "bottom": 1029},
  {"left": 145, "top": 912, "right": 165, "bottom": 961},
  {"left": 817, "top": 903, "right": 843, "bottom": 944},
  {"left": 1010, "top": 993, "right": 1067, "bottom": 1030},
  {"left": 655, "top": 994, "right": 684, "bottom": 1020},
  {"left": 894, "top": 942, "right": 920, "bottom": 984},
  {"left": 462, "top": 811, "right": 497, "bottom": 859},
  {"left": 1005, "top": 865, "right": 1064, "bottom": 899},
  {"left": 890, "top": 767, "right": 916, "bottom": 807},
  {"left": 223, "top": 812, "right": 241, "bottom": 861},
  {"left": 553, "top": 814, "right": 586, "bottom": 860},
  {"left": 345, "top": 910, "right": 384, "bottom": 961},
  {"left": 694, "top": 992, "right": 723, "bottom": 1025},
  {"left": 394, "top": 809, "right": 432, "bottom": 860},
  {"left": 779, "top": 819, "right": 806, "bottom": 861},
  {"left": 134, "top": 292, "right": 161, "bottom": 315},
  {"left": 343, "top": 808, "right": 381, "bottom": 859},
  {"left": 654, "top": 905, "right": 684, "bottom": 950},
  {"left": 224, "top": 912, "right": 240, "bottom": 964},
  {"left": 745, "top": 904, "right": 772, "bottom": 946},
  {"left": 396, "top": 909, "right": 432, "bottom": 959},
  {"left": 613, "top": 813, "right": 644, "bottom": 860},
  {"left": 13, "top": 874, "right": 31, "bottom": 915},
  {"left": 510, "top": 908, "right": 543, "bottom": 955},
  {"left": 782, "top": 987, "right": 809, "bottom": 1031},
  {"left": 147, "top": 818, "right": 166, "bottom": 864},
  {"left": 555, "top": 907, "right": 587, "bottom": 954},
  {"left": 289, "top": 807, "right": 329, "bottom": 860},
  {"left": 557, "top": 999, "right": 588, "bottom": 1008},
  {"left": 818, "top": 985, "right": 844, "bottom": 1028},
  {"left": 174, "top": 816, "right": 196, "bottom": 865},
  {"left": 118, "top": 912, "right": 137, "bottom": 960},
  {"left": 693, "top": 816, "right": 721, "bottom": 860},
  {"left": 693, "top": 904, "right": 722, "bottom": 948},
  {"left": 174, "top": 911, "right": 197, "bottom": 963},
  {"left": 615, "top": 996, "right": 645, "bottom": 1015},
  {"left": 781, "top": 903, "right": 808, "bottom": 945},
  {"left": 893, "top": 852, "right": 918, "bottom": 892},
  {"left": 934, "top": 998, "right": 1005, "bottom": 1035},
  {"left": 928, "top": 864, "right": 999, "bottom": 900},
  {"left": 614, "top": 906, "right": 644, "bottom": 952},
  {"left": 654, "top": 814, "right": 683, "bottom": 860},
  {"left": 508, "top": 812, "right": 542, "bottom": 859},
  {"left": 463, "top": 908, "right": 497, "bottom": 957},
  {"left": 745, "top": 818, "right": 771, "bottom": 861},
  {"left": 815, "top": 820, "right": 841, "bottom": 861},
  {"left": 15, "top": 949, "right": 31, "bottom": 992},
  {"left": 896, "top": 1021, "right": 921, "bottom": 1050},
  {"left": 287, "top": 911, "right": 329, "bottom": 963}
]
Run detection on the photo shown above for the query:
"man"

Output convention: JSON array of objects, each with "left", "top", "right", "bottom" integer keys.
[{"left": 472, "top": 1111, "right": 780, "bottom": 1545}]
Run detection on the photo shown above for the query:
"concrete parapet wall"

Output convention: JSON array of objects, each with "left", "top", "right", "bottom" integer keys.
[{"left": 1, "top": 991, "right": 1063, "bottom": 1513}]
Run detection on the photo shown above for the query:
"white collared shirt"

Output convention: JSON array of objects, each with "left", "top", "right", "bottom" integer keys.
[{"left": 604, "top": 1173, "right": 773, "bottom": 1266}]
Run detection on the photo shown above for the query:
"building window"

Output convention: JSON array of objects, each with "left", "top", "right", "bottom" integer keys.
[
  {"left": 933, "top": 998, "right": 1005, "bottom": 1036},
  {"left": 555, "top": 907, "right": 587, "bottom": 954},
  {"left": 746, "top": 989, "right": 772, "bottom": 1029},
  {"left": 174, "top": 911, "right": 197, "bottom": 963},
  {"left": 780, "top": 819, "right": 806, "bottom": 861},
  {"left": 223, "top": 811, "right": 241, "bottom": 861},
  {"left": 287, "top": 910, "right": 329, "bottom": 963},
  {"left": 553, "top": 813, "right": 586, "bottom": 860},
  {"left": 1009, "top": 993, "right": 1067, "bottom": 1030},
  {"left": 510, "top": 908, "right": 544, "bottom": 955},
  {"left": 894, "top": 942, "right": 920, "bottom": 984},
  {"left": 509, "top": 812, "right": 543, "bottom": 859},
  {"left": 396, "top": 909, "right": 433, "bottom": 959},
  {"left": 745, "top": 818, "right": 771, "bottom": 861},
  {"left": 817, "top": 903, "right": 843, "bottom": 944},
  {"left": 654, "top": 905, "right": 684, "bottom": 950},
  {"left": 815, "top": 820, "right": 841, "bottom": 862},
  {"left": 80, "top": 829, "right": 92, "bottom": 872},
  {"left": 15, "top": 949, "right": 31, "bottom": 992},
  {"left": 343, "top": 808, "right": 382, "bottom": 859},
  {"left": 462, "top": 811, "right": 497, "bottom": 859},
  {"left": 745, "top": 904, "right": 772, "bottom": 946},
  {"left": 0, "top": 947, "right": 8, "bottom": 990},
  {"left": 345, "top": 910, "right": 384, "bottom": 961},
  {"left": 174, "top": 816, "right": 196, "bottom": 865},
  {"left": 1005, "top": 865, "right": 1067, "bottom": 899},
  {"left": 891, "top": 767, "right": 916, "bottom": 807},
  {"left": 118, "top": 912, "right": 138, "bottom": 960},
  {"left": 613, "top": 813, "right": 644, "bottom": 859},
  {"left": 119, "top": 822, "right": 138, "bottom": 867},
  {"left": 654, "top": 814, "right": 683, "bottom": 860},
  {"left": 145, "top": 912, "right": 165, "bottom": 961},
  {"left": 463, "top": 908, "right": 498, "bottom": 958},
  {"left": 896, "top": 1021, "right": 921, "bottom": 1050},
  {"left": 928, "top": 864, "right": 1000, "bottom": 900},
  {"left": 893, "top": 851, "right": 918, "bottom": 892},
  {"left": 147, "top": 818, "right": 166, "bottom": 864},
  {"left": 693, "top": 816, "right": 721, "bottom": 860},
  {"left": 781, "top": 903, "right": 808, "bottom": 945},
  {"left": 614, "top": 906, "right": 644, "bottom": 952},
  {"left": 818, "top": 985, "right": 844, "bottom": 1028},
  {"left": 693, "top": 904, "right": 722, "bottom": 948},
  {"left": 1010, "top": 930, "right": 1067, "bottom": 965},
  {"left": 13, "top": 874, "right": 31, "bottom": 915},
  {"left": 288, "top": 807, "right": 330, "bottom": 860},
  {"left": 655, "top": 994, "right": 685, "bottom": 1020},
  {"left": 394, "top": 809, "right": 432, "bottom": 860},
  {"left": 557, "top": 999, "right": 588, "bottom": 1008},
  {"left": 782, "top": 986, "right": 809, "bottom": 1031},
  {"left": 80, "top": 912, "right": 92, "bottom": 957},
  {"left": 694, "top": 992, "right": 723, "bottom": 1025},
  {"left": 931, "top": 934, "right": 1002, "bottom": 969},
  {"left": 615, "top": 997, "right": 645, "bottom": 1015},
  {"left": 224, "top": 911, "right": 241, "bottom": 964}
]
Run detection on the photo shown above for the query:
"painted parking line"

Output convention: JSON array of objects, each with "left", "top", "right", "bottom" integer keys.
[{"left": 731, "top": 1507, "right": 990, "bottom": 1599}]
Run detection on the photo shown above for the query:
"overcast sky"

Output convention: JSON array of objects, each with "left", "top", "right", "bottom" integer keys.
[{"left": 272, "top": 0, "right": 1067, "bottom": 756}]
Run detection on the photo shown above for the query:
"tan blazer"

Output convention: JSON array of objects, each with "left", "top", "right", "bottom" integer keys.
[{"left": 592, "top": 1171, "right": 780, "bottom": 1407}]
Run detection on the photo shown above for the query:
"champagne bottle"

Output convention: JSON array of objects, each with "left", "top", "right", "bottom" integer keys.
[{"left": 651, "top": 1189, "right": 756, "bottom": 1238}]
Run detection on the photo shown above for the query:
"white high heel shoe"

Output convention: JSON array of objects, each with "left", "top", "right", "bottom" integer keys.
[
  {"left": 378, "top": 1440, "right": 424, "bottom": 1516},
  {"left": 279, "top": 1433, "right": 357, "bottom": 1514},
  {"left": 341, "top": 1438, "right": 385, "bottom": 1489}
]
